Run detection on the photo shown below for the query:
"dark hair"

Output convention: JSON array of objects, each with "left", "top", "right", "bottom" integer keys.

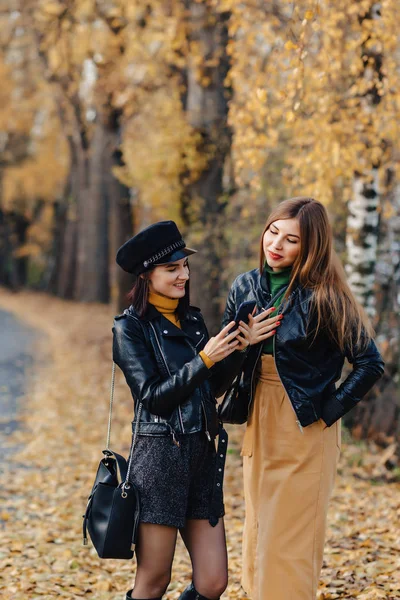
[{"left": 127, "top": 269, "right": 190, "bottom": 319}]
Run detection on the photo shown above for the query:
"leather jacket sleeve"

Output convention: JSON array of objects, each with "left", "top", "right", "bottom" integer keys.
[
  {"left": 196, "top": 308, "right": 247, "bottom": 399},
  {"left": 113, "top": 317, "right": 210, "bottom": 417},
  {"left": 221, "top": 279, "right": 238, "bottom": 328},
  {"left": 322, "top": 336, "right": 385, "bottom": 426},
  {"left": 221, "top": 277, "right": 252, "bottom": 361},
  {"left": 211, "top": 279, "right": 250, "bottom": 398}
]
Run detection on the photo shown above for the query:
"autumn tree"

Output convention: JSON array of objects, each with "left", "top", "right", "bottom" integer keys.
[
  {"left": 0, "top": 4, "right": 68, "bottom": 290},
  {"left": 172, "top": 1, "right": 231, "bottom": 331},
  {"left": 23, "top": 0, "right": 127, "bottom": 303}
]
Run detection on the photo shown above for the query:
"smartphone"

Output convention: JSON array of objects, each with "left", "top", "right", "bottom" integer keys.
[{"left": 231, "top": 300, "right": 257, "bottom": 331}]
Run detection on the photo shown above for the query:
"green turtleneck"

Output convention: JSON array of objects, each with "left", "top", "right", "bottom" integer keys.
[{"left": 262, "top": 264, "right": 292, "bottom": 355}]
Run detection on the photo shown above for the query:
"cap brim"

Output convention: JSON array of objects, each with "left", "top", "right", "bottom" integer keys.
[{"left": 154, "top": 247, "right": 197, "bottom": 265}]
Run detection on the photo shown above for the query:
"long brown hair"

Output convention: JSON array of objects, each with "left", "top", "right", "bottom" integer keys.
[
  {"left": 259, "top": 197, "right": 373, "bottom": 352},
  {"left": 127, "top": 270, "right": 190, "bottom": 319}
]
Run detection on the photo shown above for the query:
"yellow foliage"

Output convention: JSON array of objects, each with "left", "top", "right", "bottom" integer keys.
[
  {"left": 228, "top": 0, "right": 400, "bottom": 201},
  {"left": 2, "top": 100, "right": 69, "bottom": 212},
  {"left": 122, "top": 85, "right": 204, "bottom": 222},
  {"left": 2, "top": 0, "right": 400, "bottom": 232},
  {"left": 40, "top": 0, "right": 66, "bottom": 18}
]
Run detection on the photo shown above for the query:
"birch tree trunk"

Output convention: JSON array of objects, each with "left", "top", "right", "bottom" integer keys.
[
  {"left": 346, "top": 177, "right": 400, "bottom": 442},
  {"left": 345, "top": 170, "right": 380, "bottom": 317},
  {"left": 344, "top": 4, "right": 400, "bottom": 452},
  {"left": 345, "top": 4, "right": 383, "bottom": 318},
  {"left": 181, "top": 2, "right": 231, "bottom": 333}
]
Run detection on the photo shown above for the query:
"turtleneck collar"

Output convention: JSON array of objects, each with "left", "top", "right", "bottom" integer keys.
[
  {"left": 148, "top": 291, "right": 179, "bottom": 314},
  {"left": 264, "top": 262, "right": 292, "bottom": 280}
]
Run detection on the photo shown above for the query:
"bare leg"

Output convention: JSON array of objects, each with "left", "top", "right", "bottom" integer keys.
[
  {"left": 180, "top": 518, "right": 228, "bottom": 599},
  {"left": 131, "top": 523, "right": 178, "bottom": 599}
]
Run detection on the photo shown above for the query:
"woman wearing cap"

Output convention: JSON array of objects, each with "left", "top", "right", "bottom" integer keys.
[
  {"left": 113, "top": 221, "right": 248, "bottom": 600},
  {"left": 220, "top": 198, "right": 384, "bottom": 599}
]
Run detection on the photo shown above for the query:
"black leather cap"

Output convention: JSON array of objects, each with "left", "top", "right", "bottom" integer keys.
[{"left": 116, "top": 220, "right": 196, "bottom": 275}]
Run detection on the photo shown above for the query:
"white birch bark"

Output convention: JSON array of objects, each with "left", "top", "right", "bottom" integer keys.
[
  {"left": 345, "top": 170, "right": 380, "bottom": 317},
  {"left": 346, "top": 3, "right": 382, "bottom": 318},
  {"left": 375, "top": 181, "right": 400, "bottom": 348},
  {"left": 349, "top": 180, "right": 400, "bottom": 442}
]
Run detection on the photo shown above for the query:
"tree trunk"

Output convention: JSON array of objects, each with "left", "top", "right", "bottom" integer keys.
[
  {"left": 344, "top": 3, "right": 400, "bottom": 448},
  {"left": 74, "top": 119, "right": 110, "bottom": 303},
  {"left": 181, "top": 3, "right": 231, "bottom": 334},
  {"left": 346, "top": 4, "right": 383, "bottom": 319},
  {"left": 345, "top": 170, "right": 380, "bottom": 317},
  {"left": 45, "top": 200, "right": 67, "bottom": 294},
  {"left": 56, "top": 202, "right": 78, "bottom": 299},
  {"left": 0, "top": 210, "right": 29, "bottom": 290},
  {"left": 49, "top": 107, "right": 132, "bottom": 306},
  {"left": 55, "top": 155, "right": 80, "bottom": 300},
  {"left": 345, "top": 179, "right": 400, "bottom": 448},
  {"left": 105, "top": 113, "right": 134, "bottom": 313}
]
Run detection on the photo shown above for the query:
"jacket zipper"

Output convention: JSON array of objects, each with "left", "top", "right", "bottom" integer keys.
[
  {"left": 201, "top": 400, "right": 212, "bottom": 441},
  {"left": 168, "top": 424, "right": 181, "bottom": 447},
  {"left": 186, "top": 332, "right": 211, "bottom": 441},
  {"left": 195, "top": 334, "right": 205, "bottom": 348},
  {"left": 272, "top": 318, "right": 304, "bottom": 434},
  {"left": 149, "top": 322, "right": 185, "bottom": 434}
]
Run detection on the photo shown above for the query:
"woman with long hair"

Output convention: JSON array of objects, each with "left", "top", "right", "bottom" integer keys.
[
  {"left": 113, "top": 220, "right": 249, "bottom": 600},
  {"left": 221, "top": 197, "right": 384, "bottom": 600}
]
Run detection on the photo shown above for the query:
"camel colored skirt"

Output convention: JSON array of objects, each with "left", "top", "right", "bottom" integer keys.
[{"left": 241, "top": 355, "right": 340, "bottom": 600}]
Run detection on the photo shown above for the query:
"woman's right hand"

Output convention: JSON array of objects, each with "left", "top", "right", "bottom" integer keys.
[
  {"left": 237, "top": 307, "right": 282, "bottom": 345},
  {"left": 203, "top": 322, "right": 241, "bottom": 363}
]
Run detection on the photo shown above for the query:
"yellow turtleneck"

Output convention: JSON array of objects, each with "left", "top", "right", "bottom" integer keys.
[{"left": 148, "top": 291, "right": 214, "bottom": 369}]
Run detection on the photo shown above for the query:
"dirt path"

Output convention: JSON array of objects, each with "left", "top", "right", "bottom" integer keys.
[{"left": 0, "top": 308, "right": 40, "bottom": 460}]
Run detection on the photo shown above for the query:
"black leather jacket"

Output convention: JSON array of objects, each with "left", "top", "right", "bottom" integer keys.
[
  {"left": 222, "top": 268, "right": 385, "bottom": 428},
  {"left": 113, "top": 304, "right": 245, "bottom": 440}
]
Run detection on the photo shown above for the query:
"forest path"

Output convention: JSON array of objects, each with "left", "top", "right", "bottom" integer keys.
[{"left": 0, "top": 307, "right": 41, "bottom": 460}]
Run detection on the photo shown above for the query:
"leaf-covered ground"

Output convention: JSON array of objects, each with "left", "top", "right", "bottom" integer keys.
[{"left": 0, "top": 290, "right": 399, "bottom": 600}]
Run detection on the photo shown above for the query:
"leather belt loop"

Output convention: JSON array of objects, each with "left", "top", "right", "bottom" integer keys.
[{"left": 208, "top": 423, "right": 228, "bottom": 527}]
